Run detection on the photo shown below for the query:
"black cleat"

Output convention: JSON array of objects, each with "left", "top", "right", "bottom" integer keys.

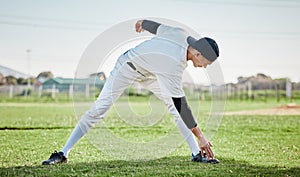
[
  {"left": 191, "top": 151, "right": 219, "bottom": 164},
  {"left": 42, "top": 151, "right": 67, "bottom": 165}
]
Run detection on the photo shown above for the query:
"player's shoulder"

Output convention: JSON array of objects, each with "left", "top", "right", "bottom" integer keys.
[
  {"left": 158, "top": 25, "right": 187, "bottom": 35},
  {"left": 156, "top": 25, "right": 188, "bottom": 47}
]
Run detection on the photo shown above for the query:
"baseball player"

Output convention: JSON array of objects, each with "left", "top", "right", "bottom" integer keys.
[{"left": 42, "top": 19, "right": 220, "bottom": 165}]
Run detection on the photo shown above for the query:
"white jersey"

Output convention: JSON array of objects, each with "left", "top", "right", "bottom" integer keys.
[{"left": 125, "top": 25, "right": 189, "bottom": 97}]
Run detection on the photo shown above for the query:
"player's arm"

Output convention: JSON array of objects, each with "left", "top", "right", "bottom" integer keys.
[
  {"left": 172, "top": 97, "right": 215, "bottom": 159},
  {"left": 135, "top": 20, "right": 161, "bottom": 34}
]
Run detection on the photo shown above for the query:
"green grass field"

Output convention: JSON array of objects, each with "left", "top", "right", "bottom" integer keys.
[{"left": 0, "top": 100, "right": 299, "bottom": 176}]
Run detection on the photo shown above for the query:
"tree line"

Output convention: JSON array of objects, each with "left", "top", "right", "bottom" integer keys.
[{"left": 0, "top": 71, "right": 53, "bottom": 85}]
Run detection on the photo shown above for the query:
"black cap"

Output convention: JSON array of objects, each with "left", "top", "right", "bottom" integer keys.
[{"left": 187, "top": 36, "right": 219, "bottom": 62}]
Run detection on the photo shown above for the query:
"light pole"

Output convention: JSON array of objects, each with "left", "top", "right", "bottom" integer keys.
[{"left": 25, "top": 49, "right": 31, "bottom": 97}]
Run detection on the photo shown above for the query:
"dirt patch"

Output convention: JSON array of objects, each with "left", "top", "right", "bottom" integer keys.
[
  {"left": 277, "top": 103, "right": 300, "bottom": 109},
  {"left": 225, "top": 103, "right": 300, "bottom": 115}
]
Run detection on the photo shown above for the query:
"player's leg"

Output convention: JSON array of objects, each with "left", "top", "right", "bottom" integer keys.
[
  {"left": 146, "top": 81, "right": 218, "bottom": 163},
  {"left": 60, "top": 73, "right": 127, "bottom": 158},
  {"left": 143, "top": 79, "right": 200, "bottom": 156},
  {"left": 42, "top": 55, "right": 140, "bottom": 165},
  {"left": 61, "top": 56, "right": 142, "bottom": 156}
]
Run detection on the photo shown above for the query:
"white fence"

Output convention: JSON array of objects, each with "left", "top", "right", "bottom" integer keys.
[
  {"left": 0, "top": 84, "right": 100, "bottom": 99},
  {"left": 0, "top": 82, "right": 298, "bottom": 101}
]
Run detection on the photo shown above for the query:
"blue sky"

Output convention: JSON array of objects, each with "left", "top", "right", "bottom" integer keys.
[{"left": 0, "top": 0, "right": 299, "bottom": 83}]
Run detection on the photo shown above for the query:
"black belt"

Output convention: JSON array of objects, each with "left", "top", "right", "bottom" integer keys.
[{"left": 126, "top": 62, "right": 146, "bottom": 77}]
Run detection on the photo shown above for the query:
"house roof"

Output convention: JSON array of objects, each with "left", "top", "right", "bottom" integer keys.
[
  {"left": 0, "top": 65, "right": 30, "bottom": 78},
  {"left": 43, "top": 77, "right": 105, "bottom": 85}
]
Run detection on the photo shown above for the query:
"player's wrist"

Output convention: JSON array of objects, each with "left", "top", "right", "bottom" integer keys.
[
  {"left": 137, "top": 20, "right": 143, "bottom": 26},
  {"left": 191, "top": 127, "right": 204, "bottom": 139}
]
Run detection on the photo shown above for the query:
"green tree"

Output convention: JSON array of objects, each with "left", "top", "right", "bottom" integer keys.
[
  {"left": 5, "top": 75, "right": 17, "bottom": 85},
  {"left": 37, "top": 71, "right": 53, "bottom": 79},
  {"left": 17, "top": 77, "right": 27, "bottom": 85}
]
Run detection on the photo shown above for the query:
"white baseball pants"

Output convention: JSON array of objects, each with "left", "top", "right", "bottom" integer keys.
[{"left": 61, "top": 54, "right": 199, "bottom": 157}]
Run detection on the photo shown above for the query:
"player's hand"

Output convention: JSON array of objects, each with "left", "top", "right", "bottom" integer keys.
[
  {"left": 135, "top": 20, "right": 144, "bottom": 33},
  {"left": 191, "top": 127, "right": 215, "bottom": 159},
  {"left": 198, "top": 135, "right": 214, "bottom": 159}
]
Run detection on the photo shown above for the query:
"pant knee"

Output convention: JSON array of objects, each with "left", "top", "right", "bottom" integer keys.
[{"left": 79, "top": 108, "right": 104, "bottom": 131}]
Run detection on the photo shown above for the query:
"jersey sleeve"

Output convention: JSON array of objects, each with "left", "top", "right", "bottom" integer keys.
[
  {"left": 156, "top": 72, "right": 185, "bottom": 98},
  {"left": 142, "top": 20, "right": 161, "bottom": 34}
]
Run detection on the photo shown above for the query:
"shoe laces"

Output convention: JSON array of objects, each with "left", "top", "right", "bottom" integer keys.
[{"left": 49, "top": 151, "right": 62, "bottom": 159}]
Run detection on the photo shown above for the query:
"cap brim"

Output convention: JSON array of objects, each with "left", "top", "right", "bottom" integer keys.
[{"left": 187, "top": 36, "right": 197, "bottom": 48}]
